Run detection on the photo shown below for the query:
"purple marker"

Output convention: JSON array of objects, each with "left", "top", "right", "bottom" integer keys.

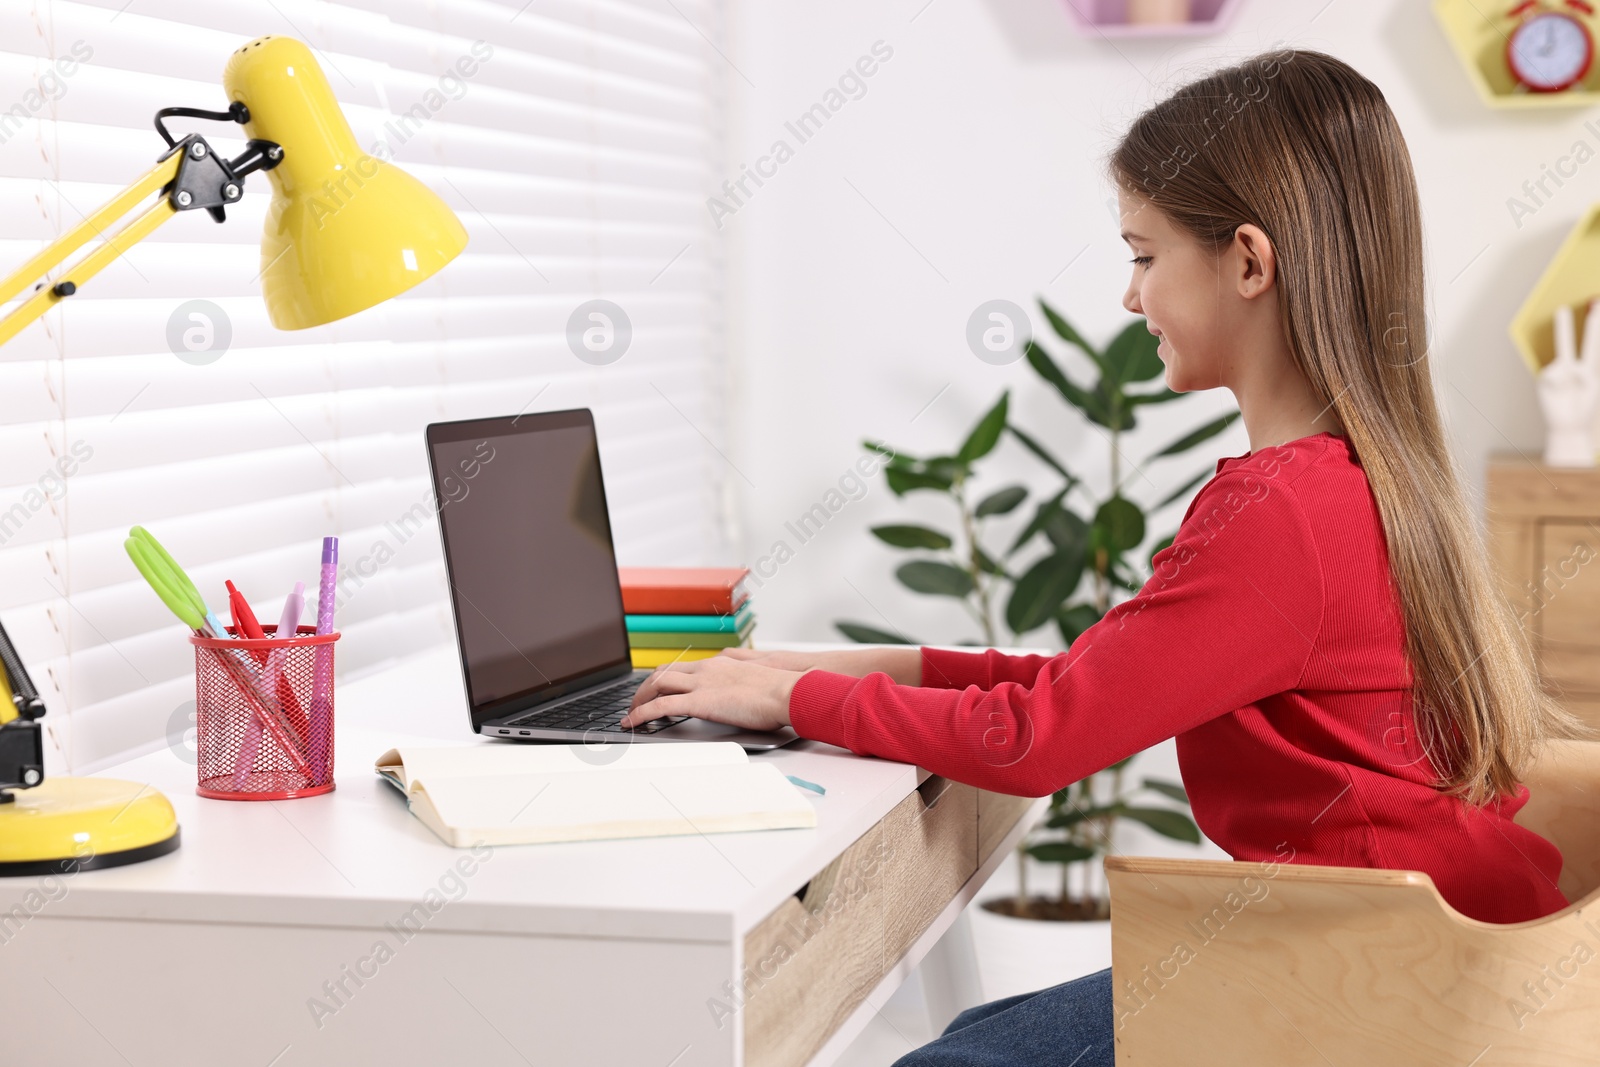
[{"left": 310, "top": 536, "right": 338, "bottom": 784}]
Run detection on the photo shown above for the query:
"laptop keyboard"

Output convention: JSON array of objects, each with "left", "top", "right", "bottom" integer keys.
[{"left": 504, "top": 676, "right": 691, "bottom": 735}]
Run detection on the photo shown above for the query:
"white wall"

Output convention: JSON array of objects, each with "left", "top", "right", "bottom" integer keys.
[{"left": 723, "top": 0, "right": 1573, "bottom": 650}]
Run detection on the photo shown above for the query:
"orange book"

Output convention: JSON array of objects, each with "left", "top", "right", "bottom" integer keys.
[{"left": 619, "top": 566, "right": 751, "bottom": 615}]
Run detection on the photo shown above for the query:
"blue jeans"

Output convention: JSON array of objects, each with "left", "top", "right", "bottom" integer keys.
[{"left": 890, "top": 967, "right": 1114, "bottom": 1067}]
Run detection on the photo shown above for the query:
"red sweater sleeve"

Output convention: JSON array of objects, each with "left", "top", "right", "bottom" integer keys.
[
  {"left": 788, "top": 467, "right": 1324, "bottom": 796},
  {"left": 918, "top": 646, "right": 1059, "bottom": 690}
]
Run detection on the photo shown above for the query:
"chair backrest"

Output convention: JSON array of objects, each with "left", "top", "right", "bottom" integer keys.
[
  {"left": 1104, "top": 738, "right": 1600, "bottom": 1064},
  {"left": 1511, "top": 738, "right": 1600, "bottom": 902}
]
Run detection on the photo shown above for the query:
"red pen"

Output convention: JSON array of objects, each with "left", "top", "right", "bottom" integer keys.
[{"left": 227, "top": 580, "right": 311, "bottom": 739}]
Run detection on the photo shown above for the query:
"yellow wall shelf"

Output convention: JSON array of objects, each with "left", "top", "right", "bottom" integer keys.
[
  {"left": 1510, "top": 201, "right": 1600, "bottom": 374},
  {"left": 1434, "top": 0, "right": 1600, "bottom": 108}
]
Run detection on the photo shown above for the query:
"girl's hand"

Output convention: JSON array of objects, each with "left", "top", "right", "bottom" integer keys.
[{"left": 617, "top": 653, "right": 806, "bottom": 733}]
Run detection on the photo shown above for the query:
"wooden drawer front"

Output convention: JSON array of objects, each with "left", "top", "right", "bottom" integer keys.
[
  {"left": 742, "top": 823, "right": 887, "bottom": 1067},
  {"left": 1536, "top": 521, "right": 1600, "bottom": 646},
  {"left": 883, "top": 775, "right": 978, "bottom": 966},
  {"left": 977, "top": 789, "right": 1037, "bottom": 866}
]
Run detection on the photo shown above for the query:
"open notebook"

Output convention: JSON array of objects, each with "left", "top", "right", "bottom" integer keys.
[{"left": 375, "top": 741, "right": 818, "bottom": 847}]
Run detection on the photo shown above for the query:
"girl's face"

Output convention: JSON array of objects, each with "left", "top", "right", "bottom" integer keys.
[{"left": 1117, "top": 190, "right": 1236, "bottom": 393}]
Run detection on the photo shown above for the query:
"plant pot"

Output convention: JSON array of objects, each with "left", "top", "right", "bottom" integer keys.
[
  {"left": 968, "top": 895, "right": 1113, "bottom": 1000},
  {"left": 1126, "top": 0, "right": 1192, "bottom": 25}
]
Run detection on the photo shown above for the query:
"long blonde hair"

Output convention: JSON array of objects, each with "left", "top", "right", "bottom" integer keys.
[{"left": 1109, "top": 48, "right": 1598, "bottom": 807}]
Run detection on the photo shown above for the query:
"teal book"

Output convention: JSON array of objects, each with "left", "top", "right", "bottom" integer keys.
[{"left": 626, "top": 604, "right": 753, "bottom": 634}]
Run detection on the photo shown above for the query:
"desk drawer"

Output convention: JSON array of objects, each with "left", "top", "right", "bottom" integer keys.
[
  {"left": 977, "top": 788, "right": 1038, "bottom": 866},
  {"left": 743, "top": 823, "right": 887, "bottom": 1067},
  {"left": 883, "top": 775, "right": 978, "bottom": 965}
]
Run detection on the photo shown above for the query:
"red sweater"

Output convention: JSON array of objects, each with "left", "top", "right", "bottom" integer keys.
[{"left": 789, "top": 430, "right": 1569, "bottom": 925}]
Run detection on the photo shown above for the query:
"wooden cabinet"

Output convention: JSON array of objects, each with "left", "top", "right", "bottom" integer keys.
[{"left": 1486, "top": 455, "right": 1600, "bottom": 728}]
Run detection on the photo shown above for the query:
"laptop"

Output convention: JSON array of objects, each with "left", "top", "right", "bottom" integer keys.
[{"left": 424, "top": 408, "right": 799, "bottom": 750}]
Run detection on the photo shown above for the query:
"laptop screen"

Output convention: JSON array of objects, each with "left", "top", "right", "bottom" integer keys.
[{"left": 425, "top": 409, "right": 633, "bottom": 726}]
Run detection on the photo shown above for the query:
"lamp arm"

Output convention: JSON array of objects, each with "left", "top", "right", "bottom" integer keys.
[
  {"left": 0, "top": 101, "right": 283, "bottom": 349},
  {"left": 0, "top": 153, "right": 181, "bottom": 347}
]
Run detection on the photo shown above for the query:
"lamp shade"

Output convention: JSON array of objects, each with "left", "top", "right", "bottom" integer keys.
[{"left": 222, "top": 36, "right": 468, "bottom": 330}]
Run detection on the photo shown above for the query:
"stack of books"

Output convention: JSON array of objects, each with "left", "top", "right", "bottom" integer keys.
[{"left": 619, "top": 566, "right": 754, "bottom": 669}]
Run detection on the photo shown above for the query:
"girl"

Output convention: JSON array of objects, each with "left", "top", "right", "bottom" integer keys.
[{"left": 618, "top": 48, "right": 1598, "bottom": 1066}]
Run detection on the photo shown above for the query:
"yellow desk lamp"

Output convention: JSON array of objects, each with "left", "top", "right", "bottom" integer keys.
[{"left": 0, "top": 35, "right": 468, "bottom": 874}]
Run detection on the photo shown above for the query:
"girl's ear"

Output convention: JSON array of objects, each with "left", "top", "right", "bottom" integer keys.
[{"left": 1232, "top": 223, "right": 1277, "bottom": 299}]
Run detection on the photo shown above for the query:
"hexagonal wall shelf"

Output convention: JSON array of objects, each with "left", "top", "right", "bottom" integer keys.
[
  {"left": 1510, "top": 202, "right": 1600, "bottom": 374},
  {"left": 1435, "top": 0, "right": 1600, "bottom": 109},
  {"left": 1062, "top": 0, "right": 1244, "bottom": 37}
]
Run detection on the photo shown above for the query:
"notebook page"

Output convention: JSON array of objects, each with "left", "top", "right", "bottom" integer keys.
[{"left": 417, "top": 762, "right": 816, "bottom": 845}]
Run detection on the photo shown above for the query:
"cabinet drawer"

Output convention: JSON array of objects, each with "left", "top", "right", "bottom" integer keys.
[
  {"left": 977, "top": 788, "right": 1038, "bottom": 866},
  {"left": 1537, "top": 521, "right": 1600, "bottom": 646},
  {"left": 742, "top": 823, "right": 887, "bottom": 1067},
  {"left": 883, "top": 775, "right": 978, "bottom": 966}
]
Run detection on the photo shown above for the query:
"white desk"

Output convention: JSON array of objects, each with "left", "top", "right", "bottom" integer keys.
[{"left": 2, "top": 644, "right": 1045, "bottom": 1067}]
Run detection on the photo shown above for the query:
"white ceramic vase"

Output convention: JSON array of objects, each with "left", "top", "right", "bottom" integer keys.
[{"left": 968, "top": 898, "right": 1112, "bottom": 1001}]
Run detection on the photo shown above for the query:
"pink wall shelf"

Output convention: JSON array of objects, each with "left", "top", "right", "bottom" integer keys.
[{"left": 1062, "top": 0, "right": 1244, "bottom": 38}]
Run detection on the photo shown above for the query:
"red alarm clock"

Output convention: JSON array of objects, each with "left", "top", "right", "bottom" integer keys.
[{"left": 1506, "top": 0, "right": 1596, "bottom": 92}]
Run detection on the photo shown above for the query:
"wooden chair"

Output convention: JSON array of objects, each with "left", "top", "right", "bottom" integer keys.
[{"left": 1105, "top": 739, "right": 1600, "bottom": 1065}]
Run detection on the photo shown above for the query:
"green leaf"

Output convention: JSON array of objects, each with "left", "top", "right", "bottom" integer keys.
[
  {"left": 1140, "top": 778, "right": 1190, "bottom": 804},
  {"left": 1006, "top": 423, "right": 1074, "bottom": 481},
  {"left": 896, "top": 560, "right": 975, "bottom": 598},
  {"left": 1094, "top": 496, "right": 1145, "bottom": 552},
  {"left": 1025, "top": 341, "right": 1110, "bottom": 424},
  {"left": 1005, "top": 548, "right": 1086, "bottom": 634},
  {"left": 1146, "top": 533, "right": 1175, "bottom": 569},
  {"left": 1103, "top": 319, "right": 1164, "bottom": 384},
  {"left": 1007, "top": 488, "right": 1070, "bottom": 556},
  {"left": 1043, "top": 507, "right": 1089, "bottom": 553},
  {"left": 871, "top": 524, "right": 954, "bottom": 550},
  {"left": 1081, "top": 379, "right": 1125, "bottom": 430},
  {"left": 957, "top": 392, "right": 1009, "bottom": 465},
  {"left": 975, "top": 484, "right": 1028, "bottom": 518},
  {"left": 834, "top": 621, "right": 914, "bottom": 644},
  {"left": 862, "top": 438, "right": 901, "bottom": 459},
  {"left": 1037, "top": 299, "right": 1108, "bottom": 375},
  {"left": 973, "top": 544, "right": 1010, "bottom": 578},
  {"left": 1148, "top": 410, "right": 1242, "bottom": 459},
  {"left": 885, "top": 466, "right": 953, "bottom": 496},
  {"left": 1056, "top": 603, "right": 1102, "bottom": 646},
  {"left": 1119, "top": 806, "right": 1201, "bottom": 843},
  {"left": 1025, "top": 841, "right": 1098, "bottom": 865},
  {"left": 1154, "top": 468, "right": 1210, "bottom": 511}
]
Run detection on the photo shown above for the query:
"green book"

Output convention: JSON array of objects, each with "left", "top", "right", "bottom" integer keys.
[
  {"left": 628, "top": 620, "right": 755, "bottom": 649},
  {"left": 625, "top": 604, "right": 753, "bottom": 634}
]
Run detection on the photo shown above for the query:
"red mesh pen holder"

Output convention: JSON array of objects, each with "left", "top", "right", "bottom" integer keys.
[{"left": 190, "top": 624, "right": 340, "bottom": 800}]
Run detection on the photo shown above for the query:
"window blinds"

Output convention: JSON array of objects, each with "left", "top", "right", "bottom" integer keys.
[{"left": 0, "top": 0, "right": 731, "bottom": 773}]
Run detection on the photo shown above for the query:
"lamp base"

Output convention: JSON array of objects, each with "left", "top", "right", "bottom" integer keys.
[{"left": 0, "top": 776, "right": 180, "bottom": 877}]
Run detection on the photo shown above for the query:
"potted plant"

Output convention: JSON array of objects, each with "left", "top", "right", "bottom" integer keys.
[{"left": 836, "top": 297, "right": 1228, "bottom": 983}]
